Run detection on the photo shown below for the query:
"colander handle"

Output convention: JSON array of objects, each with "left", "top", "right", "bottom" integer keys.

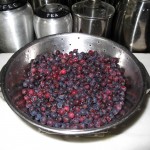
[
  {"left": 146, "top": 73, "right": 150, "bottom": 91},
  {"left": 0, "top": 71, "right": 3, "bottom": 99},
  {"left": 0, "top": 71, "right": 2, "bottom": 87},
  {"left": 140, "top": 62, "right": 150, "bottom": 94}
]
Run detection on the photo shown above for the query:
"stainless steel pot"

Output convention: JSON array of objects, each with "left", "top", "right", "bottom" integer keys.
[
  {"left": 0, "top": 0, "right": 34, "bottom": 53},
  {"left": 113, "top": 0, "right": 150, "bottom": 52},
  {"left": 33, "top": 3, "right": 72, "bottom": 38},
  {"left": 0, "top": 33, "right": 150, "bottom": 136}
]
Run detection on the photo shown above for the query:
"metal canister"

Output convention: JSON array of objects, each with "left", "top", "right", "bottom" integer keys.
[
  {"left": 60, "top": 0, "right": 84, "bottom": 9},
  {"left": 33, "top": 3, "right": 72, "bottom": 38},
  {"left": 102, "top": 0, "right": 120, "bottom": 7},
  {"left": 72, "top": 0, "right": 115, "bottom": 38},
  {"left": 113, "top": 0, "right": 150, "bottom": 52},
  {"left": 28, "top": 0, "right": 60, "bottom": 11},
  {"left": 0, "top": 0, "right": 34, "bottom": 53}
]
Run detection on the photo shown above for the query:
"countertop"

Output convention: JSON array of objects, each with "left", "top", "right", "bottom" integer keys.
[{"left": 0, "top": 53, "right": 150, "bottom": 150}]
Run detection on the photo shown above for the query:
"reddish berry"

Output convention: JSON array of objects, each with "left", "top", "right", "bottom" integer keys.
[
  {"left": 68, "top": 112, "right": 75, "bottom": 119},
  {"left": 45, "top": 92, "right": 51, "bottom": 99},
  {"left": 64, "top": 106, "right": 70, "bottom": 112},
  {"left": 88, "top": 50, "right": 94, "bottom": 55},
  {"left": 22, "top": 89, "right": 27, "bottom": 95},
  {"left": 52, "top": 65, "right": 57, "bottom": 71},
  {"left": 28, "top": 89, "right": 34, "bottom": 95},
  {"left": 71, "top": 90, "right": 78, "bottom": 96},
  {"left": 16, "top": 99, "right": 25, "bottom": 108},
  {"left": 60, "top": 69, "right": 67, "bottom": 75}
]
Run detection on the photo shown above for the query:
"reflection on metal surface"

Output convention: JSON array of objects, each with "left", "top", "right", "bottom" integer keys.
[
  {"left": 33, "top": 3, "right": 72, "bottom": 38},
  {"left": 0, "top": 3, "right": 34, "bottom": 53},
  {"left": 28, "top": 0, "right": 60, "bottom": 11},
  {"left": 113, "top": 0, "right": 150, "bottom": 52}
]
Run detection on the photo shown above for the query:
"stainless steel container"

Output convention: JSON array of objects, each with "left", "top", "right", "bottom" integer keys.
[
  {"left": 28, "top": 0, "right": 84, "bottom": 11},
  {"left": 28, "top": 0, "right": 60, "bottom": 11},
  {"left": 0, "top": 0, "right": 34, "bottom": 53},
  {"left": 33, "top": 3, "right": 72, "bottom": 38},
  {"left": 113, "top": 0, "right": 150, "bottom": 52},
  {"left": 60, "top": 0, "right": 84, "bottom": 9},
  {"left": 72, "top": 0, "right": 115, "bottom": 38},
  {"left": 102, "top": 0, "right": 120, "bottom": 7}
]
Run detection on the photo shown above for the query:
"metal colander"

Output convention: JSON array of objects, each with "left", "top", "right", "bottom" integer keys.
[{"left": 0, "top": 33, "right": 150, "bottom": 136}]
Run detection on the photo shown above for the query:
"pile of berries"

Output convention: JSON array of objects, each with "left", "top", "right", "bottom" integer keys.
[{"left": 17, "top": 49, "right": 127, "bottom": 129}]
